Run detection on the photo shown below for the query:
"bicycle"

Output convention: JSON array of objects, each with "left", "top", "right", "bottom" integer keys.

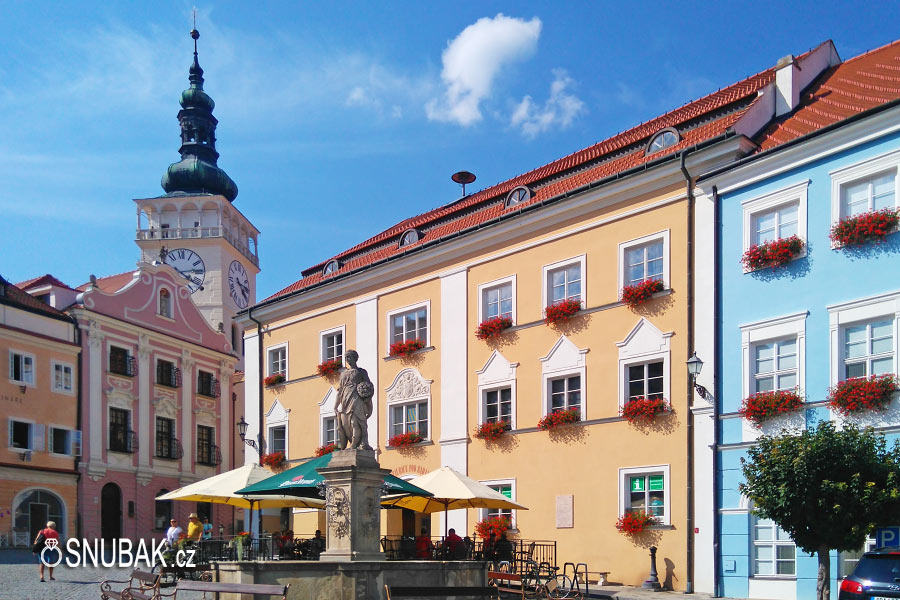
[{"left": 520, "top": 560, "right": 579, "bottom": 599}]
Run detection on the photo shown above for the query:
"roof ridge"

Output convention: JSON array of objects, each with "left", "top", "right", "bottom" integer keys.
[{"left": 840, "top": 37, "right": 900, "bottom": 65}]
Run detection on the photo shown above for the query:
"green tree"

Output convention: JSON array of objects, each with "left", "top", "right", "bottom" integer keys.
[{"left": 740, "top": 422, "right": 900, "bottom": 600}]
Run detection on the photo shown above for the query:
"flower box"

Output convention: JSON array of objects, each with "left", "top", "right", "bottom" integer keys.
[
  {"left": 616, "top": 511, "right": 657, "bottom": 535},
  {"left": 389, "top": 339, "right": 425, "bottom": 358},
  {"left": 543, "top": 298, "right": 581, "bottom": 326},
  {"left": 537, "top": 408, "right": 581, "bottom": 431},
  {"left": 316, "top": 359, "right": 342, "bottom": 377},
  {"left": 388, "top": 431, "right": 424, "bottom": 447},
  {"left": 741, "top": 235, "right": 805, "bottom": 271},
  {"left": 314, "top": 443, "right": 338, "bottom": 457},
  {"left": 260, "top": 452, "right": 286, "bottom": 470},
  {"left": 475, "top": 316, "right": 513, "bottom": 341},
  {"left": 620, "top": 396, "right": 671, "bottom": 424},
  {"left": 620, "top": 278, "right": 664, "bottom": 309},
  {"left": 827, "top": 374, "right": 898, "bottom": 417},
  {"left": 829, "top": 208, "right": 900, "bottom": 247},
  {"left": 474, "top": 420, "right": 511, "bottom": 441},
  {"left": 264, "top": 374, "right": 285, "bottom": 387},
  {"left": 474, "top": 516, "right": 511, "bottom": 539},
  {"left": 739, "top": 390, "right": 804, "bottom": 427}
]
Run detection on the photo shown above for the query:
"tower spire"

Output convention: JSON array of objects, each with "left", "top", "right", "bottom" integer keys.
[{"left": 160, "top": 25, "right": 238, "bottom": 202}]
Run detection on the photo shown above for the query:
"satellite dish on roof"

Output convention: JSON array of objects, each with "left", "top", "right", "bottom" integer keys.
[{"left": 452, "top": 171, "right": 476, "bottom": 196}]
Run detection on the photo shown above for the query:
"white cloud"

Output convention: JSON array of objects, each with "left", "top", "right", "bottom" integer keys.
[
  {"left": 510, "top": 69, "right": 585, "bottom": 138},
  {"left": 426, "top": 14, "right": 541, "bottom": 126}
]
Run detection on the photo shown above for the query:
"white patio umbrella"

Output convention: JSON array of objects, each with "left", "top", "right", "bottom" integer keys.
[{"left": 381, "top": 466, "right": 528, "bottom": 537}]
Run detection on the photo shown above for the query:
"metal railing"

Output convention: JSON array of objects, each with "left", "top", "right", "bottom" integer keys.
[
  {"left": 196, "top": 444, "right": 221, "bottom": 466},
  {"left": 155, "top": 437, "right": 183, "bottom": 460},
  {"left": 197, "top": 377, "right": 220, "bottom": 398},
  {"left": 136, "top": 227, "right": 259, "bottom": 267},
  {"left": 109, "top": 427, "right": 137, "bottom": 453},
  {"left": 109, "top": 355, "right": 136, "bottom": 377},
  {"left": 156, "top": 364, "right": 181, "bottom": 388},
  {"left": 378, "top": 536, "right": 556, "bottom": 569}
]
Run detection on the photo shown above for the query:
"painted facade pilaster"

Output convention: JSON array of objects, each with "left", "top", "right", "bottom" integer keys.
[
  {"left": 181, "top": 351, "right": 195, "bottom": 473},
  {"left": 87, "top": 322, "right": 103, "bottom": 464},
  {"left": 243, "top": 330, "right": 260, "bottom": 467},
  {"left": 355, "top": 297, "right": 378, "bottom": 451},
  {"left": 219, "top": 359, "right": 232, "bottom": 471},
  {"left": 137, "top": 333, "right": 151, "bottom": 468}
]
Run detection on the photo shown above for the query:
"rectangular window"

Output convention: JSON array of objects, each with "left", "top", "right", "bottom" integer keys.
[
  {"left": 844, "top": 319, "right": 893, "bottom": 379},
  {"left": 483, "top": 283, "right": 513, "bottom": 321},
  {"left": 50, "top": 428, "right": 71, "bottom": 455},
  {"left": 627, "top": 362, "right": 664, "bottom": 401},
  {"left": 549, "top": 375, "right": 581, "bottom": 413},
  {"left": 109, "top": 346, "right": 133, "bottom": 377},
  {"left": 52, "top": 363, "right": 73, "bottom": 393},
  {"left": 391, "top": 308, "right": 428, "bottom": 345},
  {"left": 197, "top": 370, "right": 217, "bottom": 397},
  {"left": 322, "top": 331, "right": 343, "bottom": 363},
  {"left": 753, "top": 515, "right": 796, "bottom": 575},
  {"left": 841, "top": 171, "right": 896, "bottom": 218},
  {"left": 156, "top": 417, "right": 177, "bottom": 459},
  {"left": 486, "top": 483, "right": 513, "bottom": 522},
  {"left": 9, "top": 420, "right": 32, "bottom": 449},
  {"left": 156, "top": 359, "right": 180, "bottom": 388},
  {"left": 268, "top": 346, "right": 287, "bottom": 376},
  {"left": 625, "top": 241, "right": 664, "bottom": 286},
  {"left": 196, "top": 425, "right": 216, "bottom": 465},
  {"left": 109, "top": 408, "right": 132, "bottom": 453},
  {"left": 627, "top": 473, "right": 666, "bottom": 519},
  {"left": 323, "top": 417, "right": 336, "bottom": 445},
  {"left": 548, "top": 264, "right": 582, "bottom": 305},
  {"left": 9, "top": 352, "right": 34, "bottom": 385},
  {"left": 754, "top": 339, "right": 798, "bottom": 392},
  {"left": 484, "top": 388, "right": 512, "bottom": 424},
  {"left": 269, "top": 425, "right": 286, "bottom": 455},
  {"left": 753, "top": 203, "right": 799, "bottom": 245},
  {"left": 390, "top": 402, "right": 428, "bottom": 439}
]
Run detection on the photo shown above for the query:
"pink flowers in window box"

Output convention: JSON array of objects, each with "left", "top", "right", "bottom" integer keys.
[
  {"left": 741, "top": 236, "right": 805, "bottom": 271},
  {"left": 621, "top": 279, "right": 664, "bottom": 309},
  {"left": 388, "top": 431, "right": 424, "bottom": 447},
  {"left": 474, "top": 420, "right": 511, "bottom": 441},
  {"left": 314, "top": 443, "right": 338, "bottom": 457},
  {"left": 537, "top": 408, "right": 581, "bottom": 431},
  {"left": 827, "top": 374, "right": 898, "bottom": 417},
  {"left": 543, "top": 299, "right": 581, "bottom": 326},
  {"left": 263, "top": 374, "right": 285, "bottom": 387},
  {"left": 620, "top": 396, "right": 671, "bottom": 424},
  {"left": 475, "top": 316, "right": 513, "bottom": 341},
  {"left": 829, "top": 208, "right": 899, "bottom": 247},
  {"left": 316, "top": 359, "right": 341, "bottom": 377},
  {"left": 389, "top": 339, "right": 425, "bottom": 358},
  {"left": 739, "top": 390, "right": 804, "bottom": 427},
  {"left": 616, "top": 511, "right": 657, "bottom": 535}
]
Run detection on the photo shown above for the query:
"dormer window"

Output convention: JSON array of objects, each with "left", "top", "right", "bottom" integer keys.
[
  {"left": 323, "top": 260, "right": 341, "bottom": 276},
  {"left": 646, "top": 129, "right": 679, "bottom": 155},
  {"left": 399, "top": 229, "right": 421, "bottom": 248},
  {"left": 505, "top": 186, "right": 531, "bottom": 208},
  {"left": 158, "top": 288, "right": 172, "bottom": 318}
]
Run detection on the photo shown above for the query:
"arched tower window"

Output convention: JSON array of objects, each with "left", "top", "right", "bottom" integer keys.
[
  {"left": 646, "top": 128, "right": 679, "bottom": 155},
  {"left": 399, "top": 229, "right": 421, "bottom": 248},
  {"left": 323, "top": 260, "right": 341, "bottom": 276},
  {"left": 159, "top": 288, "right": 172, "bottom": 318},
  {"left": 505, "top": 186, "right": 531, "bottom": 207}
]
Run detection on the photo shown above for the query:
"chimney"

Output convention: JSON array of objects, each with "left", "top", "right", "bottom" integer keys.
[{"left": 774, "top": 54, "right": 799, "bottom": 118}]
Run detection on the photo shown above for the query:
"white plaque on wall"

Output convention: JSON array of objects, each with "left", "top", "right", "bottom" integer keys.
[{"left": 556, "top": 495, "right": 574, "bottom": 528}]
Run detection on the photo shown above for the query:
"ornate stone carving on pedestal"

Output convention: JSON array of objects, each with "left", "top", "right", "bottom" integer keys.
[{"left": 318, "top": 448, "right": 389, "bottom": 562}]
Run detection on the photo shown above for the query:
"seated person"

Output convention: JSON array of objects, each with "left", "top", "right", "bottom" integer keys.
[
  {"left": 415, "top": 528, "right": 433, "bottom": 559},
  {"left": 496, "top": 532, "right": 514, "bottom": 563},
  {"left": 445, "top": 528, "right": 463, "bottom": 558}
]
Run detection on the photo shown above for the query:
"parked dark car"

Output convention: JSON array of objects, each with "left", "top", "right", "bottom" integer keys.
[{"left": 839, "top": 548, "right": 900, "bottom": 599}]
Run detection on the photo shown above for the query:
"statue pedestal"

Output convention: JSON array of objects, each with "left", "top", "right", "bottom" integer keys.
[{"left": 317, "top": 448, "right": 389, "bottom": 562}]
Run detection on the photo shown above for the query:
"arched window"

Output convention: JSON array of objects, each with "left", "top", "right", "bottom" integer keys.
[
  {"left": 323, "top": 260, "right": 340, "bottom": 276},
  {"left": 155, "top": 489, "right": 173, "bottom": 531},
  {"left": 399, "top": 229, "right": 421, "bottom": 248},
  {"left": 14, "top": 489, "right": 65, "bottom": 539},
  {"left": 646, "top": 129, "right": 679, "bottom": 155},
  {"left": 158, "top": 288, "right": 172, "bottom": 318},
  {"left": 505, "top": 186, "right": 532, "bottom": 207}
]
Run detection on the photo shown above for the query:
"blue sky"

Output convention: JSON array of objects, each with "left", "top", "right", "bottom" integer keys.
[{"left": 1, "top": 1, "right": 898, "bottom": 299}]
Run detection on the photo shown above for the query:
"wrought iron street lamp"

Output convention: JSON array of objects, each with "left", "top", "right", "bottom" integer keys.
[
  {"left": 686, "top": 352, "right": 711, "bottom": 401},
  {"left": 236, "top": 416, "right": 265, "bottom": 455}
]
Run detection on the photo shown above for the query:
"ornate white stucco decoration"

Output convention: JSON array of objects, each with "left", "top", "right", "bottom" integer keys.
[
  {"left": 266, "top": 398, "right": 291, "bottom": 424},
  {"left": 318, "top": 387, "right": 337, "bottom": 417},
  {"left": 107, "top": 389, "right": 135, "bottom": 410},
  {"left": 477, "top": 350, "right": 519, "bottom": 387},
  {"left": 616, "top": 318, "right": 674, "bottom": 359},
  {"left": 540, "top": 335, "right": 589, "bottom": 375},
  {"left": 153, "top": 395, "right": 179, "bottom": 419},
  {"left": 194, "top": 408, "right": 217, "bottom": 426},
  {"left": 385, "top": 368, "right": 432, "bottom": 403}
]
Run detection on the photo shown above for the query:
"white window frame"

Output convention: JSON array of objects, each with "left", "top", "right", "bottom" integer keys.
[
  {"left": 7, "top": 417, "right": 39, "bottom": 452},
  {"left": 266, "top": 343, "right": 289, "bottom": 378},
  {"left": 321, "top": 415, "right": 337, "bottom": 446},
  {"left": 618, "top": 464, "right": 671, "bottom": 526},
  {"left": 542, "top": 255, "right": 586, "bottom": 311},
  {"left": 546, "top": 374, "right": 583, "bottom": 414},
  {"left": 830, "top": 148, "right": 900, "bottom": 232},
  {"left": 388, "top": 399, "right": 431, "bottom": 441},
  {"left": 158, "top": 286, "right": 174, "bottom": 318},
  {"left": 617, "top": 319, "right": 673, "bottom": 410},
  {"left": 540, "top": 336, "right": 588, "bottom": 420},
  {"left": 741, "top": 180, "right": 809, "bottom": 270},
  {"left": 751, "top": 509, "right": 797, "bottom": 577},
  {"left": 477, "top": 275, "right": 517, "bottom": 325},
  {"left": 740, "top": 312, "right": 808, "bottom": 400},
  {"left": 49, "top": 426, "right": 78, "bottom": 456},
  {"left": 318, "top": 388, "right": 337, "bottom": 446},
  {"left": 268, "top": 425, "right": 287, "bottom": 456},
  {"left": 477, "top": 351, "right": 518, "bottom": 429},
  {"left": 481, "top": 385, "right": 514, "bottom": 427},
  {"left": 480, "top": 478, "right": 517, "bottom": 528},
  {"left": 8, "top": 350, "right": 35, "bottom": 387},
  {"left": 827, "top": 291, "right": 900, "bottom": 387},
  {"left": 386, "top": 300, "right": 431, "bottom": 352},
  {"left": 319, "top": 325, "right": 346, "bottom": 364},
  {"left": 618, "top": 231, "right": 670, "bottom": 296},
  {"left": 624, "top": 359, "right": 666, "bottom": 402},
  {"left": 51, "top": 361, "right": 74, "bottom": 395}
]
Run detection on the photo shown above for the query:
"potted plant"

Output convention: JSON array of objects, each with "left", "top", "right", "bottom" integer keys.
[
  {"left": 314, "top": 443, "right": 338, "bottom": 457},
  {"left": 827, "top": 374, "right": 898, "bottom": 417},
  {"left": 475, "top": 316, "right": 513, "bottom": 341},
  {"left": 739, "top": 390, "right": 804, "bottom": 427},
  {"left": 620, "top": 396, "right": 672, "bottom": 424},
  {"left": 388, "top": 431, "right": 424, "bottom": 447},
  {"left": 537, "top": 408, "right": 581, "bottom": 431},
  {"left": 474, "top": 420, "right": 511, "bottom": 441},
  {"left": 543, "top": 298, "right": 581, "bottom": 326},
  {"left": 620, "top": 278, "right": 665, "bottom": 309},
  {"left": 260, "top": 452, "right": 286, "bottom": 470},
  {"left": 317, "top": 359, "right": 342, "bottom": 377},
  {"left": 474, "top": 516, "right": 511, "bottom": 540},
  {"left": 829, "top": 208, "right": 900, "bottom": 247},
  {"left": 741, "top": 235, "right": 805, "bottom": 271},
  {"left": 263, "top": 373, "right": 285, "bottom": 387},
  {"left": 615, "top": 511, "right": 657, "bottom": 535},
  {"left": 234, "top": 531, "right": 251, "bottom": 560},
  {"left": 389, "top": 339, "right": 425, "bottom": 358}
]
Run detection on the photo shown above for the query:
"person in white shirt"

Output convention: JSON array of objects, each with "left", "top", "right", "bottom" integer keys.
[{"left": 165, "top": 519, "right": 183, "bottom": 547}]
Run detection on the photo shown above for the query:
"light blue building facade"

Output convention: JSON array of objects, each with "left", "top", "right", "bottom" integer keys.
[{"left": 694, "top": 81, "right": 900, "bottom": 598}]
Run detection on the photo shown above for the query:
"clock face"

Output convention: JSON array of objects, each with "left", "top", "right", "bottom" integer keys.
[
  {"left": 164, "top": 248, "right": 206, "bottom": 293},
  {"left": 228, "top": 260, "right": 250, "bottom": 309}
]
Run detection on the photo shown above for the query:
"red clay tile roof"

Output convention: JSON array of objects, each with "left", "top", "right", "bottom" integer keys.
[
  {"left": 15, "top": 274, "right": 76, "bottom": 291},
  {"left": 1, "top": 277, "right": 70, "bottom": 318},
  {"left": 76, "top": 270, "right": 138, "bottom": 294},
  {"left": 756, "top": 38, "right": 900, "bottom": 151}
]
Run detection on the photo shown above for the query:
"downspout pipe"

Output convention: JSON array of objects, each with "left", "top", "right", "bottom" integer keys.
[
  {"left": 247, "top": 305, "right": 264, "bottom": 535},
  {"left": 712, "top": 185, "right": 722, "bottom": 598},
  {"left": 680, "top": 151, "right": 695, "bottom": 595}
]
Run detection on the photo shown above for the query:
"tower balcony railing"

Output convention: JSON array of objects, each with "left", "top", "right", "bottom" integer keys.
[{"left": 136, "top": 226, "right": 259, "bottom": 267}]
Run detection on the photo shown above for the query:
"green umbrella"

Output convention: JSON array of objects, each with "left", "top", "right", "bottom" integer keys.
[{"left": 236, "top": 453, "right": 433, "bottom": 499}]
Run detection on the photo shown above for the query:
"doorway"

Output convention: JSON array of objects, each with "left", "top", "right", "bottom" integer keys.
[
  {"left": 402, "top": 508, "right": 416, "bottom": 538},
  {"left": 29, "top": 503, "right": 48, "bottom": 542},
  {"left": 101, "top": 483, "right": 122, "bottom": 541}
]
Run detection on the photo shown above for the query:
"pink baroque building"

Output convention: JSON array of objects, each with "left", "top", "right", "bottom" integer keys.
[{"left": 70, "top": 262, "right": 237, "bottom": 542}]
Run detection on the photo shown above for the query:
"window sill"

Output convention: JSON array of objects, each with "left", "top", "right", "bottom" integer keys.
[
  {"left": 196, "top": 392, "right": 219, "bottom": 399},
  {"left": 749, "top": 576, "right": 796, "bottom": 581},
  {"left": 742, "top": 252, "right": 807, "bottom": 274},
  {"left": 384, "top": 346, "right": 435, "bottom": 361},
  {"left": 108, "top": 371, "right": 134, "bottom": 378},
  {"left": 108, "top": 449, "right": 135, "bottom": 455},
  {"left": 157, "top": 314, "right": 175, "bottom": 322},
  {"left": 385, "top": 440, "right": 434, "bottom": 451},
  {"left": 155, "top": 383, "right": 180, "bottom": 389}
]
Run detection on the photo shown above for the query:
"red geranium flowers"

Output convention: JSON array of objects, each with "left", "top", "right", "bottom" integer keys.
[
  {"left": 830, "top": 208, "right": 899, "bottom": 247},
  {"left": 741, "top": 236, "right": 804, "bottom": 271},
  {"left": 827, "top": 374, "right": 898, "bottom": 416},
  {"left": 475, "top": 316, "right": 513, "bottom": 341},
  {"left": 621, "top": 279, "right": 664, "bottom": 309},
  {"left": 739, "top": 390, "right": 804, "bottom": 427},
  {"left": 620, "top": 396, "right": 671, "bottom": 424}
]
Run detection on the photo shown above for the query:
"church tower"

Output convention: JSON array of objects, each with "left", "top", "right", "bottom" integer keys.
[{"left": 135, "top": 28, "right": 259, "bottom": 360}]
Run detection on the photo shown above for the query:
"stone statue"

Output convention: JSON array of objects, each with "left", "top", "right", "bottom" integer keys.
[{"left": 335, "top": 350, "right": 374, "bottom": 450}]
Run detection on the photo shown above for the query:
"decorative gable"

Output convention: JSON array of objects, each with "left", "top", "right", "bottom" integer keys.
[
  {"left": 617, "top": 318, "right": 674, "bottom": 360},
  {"left": 476, "top": 351, "right": 519, "bottom": 387},
  {"left": 385, "top": 368, "right": 432, "bottom": 403},
  {"left": 266, "top": 398, "right": 290, "bottom": 424},
  {"left": 540, "top": 335, "right": 588, "bottom": 376},
  {"left": 318, "top": 387, "right": 336, "bottom": 417}
]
